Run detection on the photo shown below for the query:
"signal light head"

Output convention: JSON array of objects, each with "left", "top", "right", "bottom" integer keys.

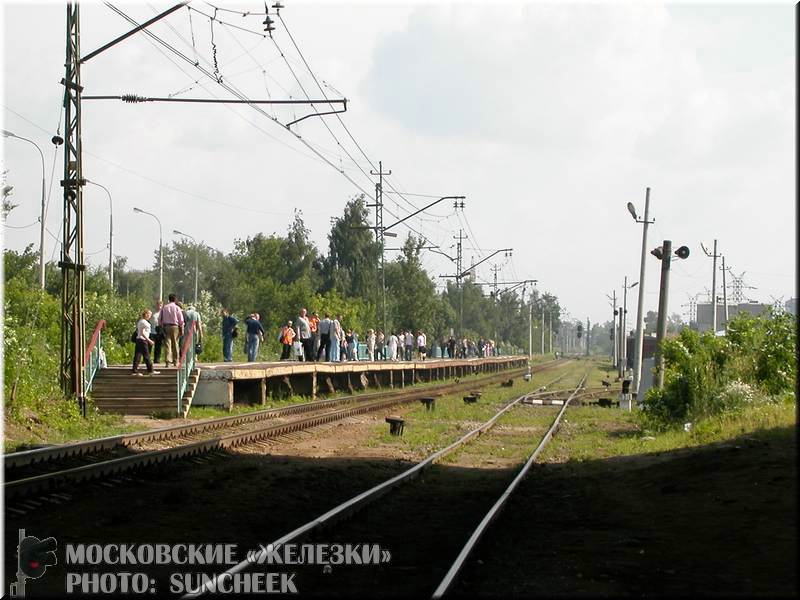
[
  {"left": 19, "top": 536, "right": 57, "bottom": 579},
  {"left": 675, "top": 246, "right": 690, "bottom": 259}
]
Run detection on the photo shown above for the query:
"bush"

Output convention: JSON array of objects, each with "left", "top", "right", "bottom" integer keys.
[{"left": 641, "top": 310, "right": 796, "bottom": 430}]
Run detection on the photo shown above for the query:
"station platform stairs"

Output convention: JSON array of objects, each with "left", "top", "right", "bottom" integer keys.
[{"left": 89, "top": 366, "right": 200, "bottom": 417}]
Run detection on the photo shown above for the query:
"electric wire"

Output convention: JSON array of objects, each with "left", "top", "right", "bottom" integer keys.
[{"left": 104, "top": 2, "right": 377, "bottom": 203}]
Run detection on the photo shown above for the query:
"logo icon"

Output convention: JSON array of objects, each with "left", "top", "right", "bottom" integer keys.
[{"left": 10, "top": 529, "right": 58, "bottom": 599}]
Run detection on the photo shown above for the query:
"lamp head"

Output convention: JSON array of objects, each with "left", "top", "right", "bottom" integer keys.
[
  {"left": 630, "top": 281, "right": 639, "bottom": 289},
  {"left": 2, "top": 129, "right": 15, "bottom": 138},
  {"left": 133, "top": 207, "right": 143, "bottom": 214},
  {"left": 627, "top": 202, "right": 638, "bottom": 221},
  {"left": 650, "top": 246, "right": 664, "bottom": 260},
  {"left": 675, "top": 246, "right": 690, "bottom": 260},
  {"left": 52, "top": 135, "right": 64, "bottom": 146}
]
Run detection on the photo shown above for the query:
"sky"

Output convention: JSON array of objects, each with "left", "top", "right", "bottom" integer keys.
[{"left": 1, "top": 0, "right": 796, "bottom": 328}]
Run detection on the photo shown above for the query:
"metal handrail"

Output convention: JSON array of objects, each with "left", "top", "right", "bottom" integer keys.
[
  {"left": 83, "top": 320, "right": 106, "bottom": 394},
  {"left": 176, "top": 321, "right": 197, "bottom": 415}
]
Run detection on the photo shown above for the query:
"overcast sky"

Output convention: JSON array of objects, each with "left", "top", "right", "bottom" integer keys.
[{"left": 1, "top": 1, "right": 795, "bottom": 327}]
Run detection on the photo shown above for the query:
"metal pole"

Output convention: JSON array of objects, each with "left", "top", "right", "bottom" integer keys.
[
  {"left": 59, "top": 1, "right": 86, "bottom": 414},
  {"left": 586, "top": 318, "right": 590, "bottom": 357},
  {"left": 2, "top": 131, "right": 47, "bottom": 288},
  {"left": 632, "top": 188, "right": 651, "bottom": 399},
  {"left": 87, "top": 181, "right": 113, "bottom": 287},
  {"left": 541, "top": 307, "right": 545, "bottom": 354},
  {"left": 654, "top": 240, "right": 672, "bottom": 388},
  {"left": 612, "top": 291, "right": 618, "bottom": 368},
  {"left": 135, "top": 208, "right": 163, "bottom": 301},
  {"left": 722, "top": 256, "right": 728, "bottom": 329},
  {"left": 618, "top": 308, "right": 624, "bottom": 378},
  {"left": 622, "top": 276, "right": 628, "bottom": 372},
  {"left": 523, "top": 286, "right": 532, "bottom": 359},
  {"left": 548, "top": 311, "right": 552, "bottom": 354},
  {"left": 194, "top": 244, "right": 199, "bottom": 304},
  {"left": 711, "top": 239, "right": 718, "bottom": 333}
]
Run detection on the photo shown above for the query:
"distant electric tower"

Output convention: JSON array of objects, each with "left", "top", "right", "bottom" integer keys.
[{"left": 725, "top": 269, "right": 757, "bottom": 304}]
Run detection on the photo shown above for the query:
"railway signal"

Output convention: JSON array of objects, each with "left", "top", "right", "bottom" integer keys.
[
  {"left": 652, "top": 240, "right": 690, "bottom": 389},
  {"left": 19, "top": 535, "right": 57, "bottom": 579}
]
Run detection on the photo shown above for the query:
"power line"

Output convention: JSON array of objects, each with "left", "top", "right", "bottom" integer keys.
[{"left": 104, "top": 2, "right": 378, "bottom": 203}]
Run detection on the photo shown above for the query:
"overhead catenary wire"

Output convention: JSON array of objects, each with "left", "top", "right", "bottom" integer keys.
[
  {"left": 104, "top": 3, "right": 379, "bottom": 205},
  {"left": 197, "top": 3, "right": 459, "bottom": 244}
]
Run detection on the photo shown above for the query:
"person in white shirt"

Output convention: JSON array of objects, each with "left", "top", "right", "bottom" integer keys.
[
  {"left": 132, "top": 309, "right": 161, "bottom": 376},
  {"left": 416, "top": 331, "right": 427, "bottom": 360},
  {"left": 388, "top": 332, "right": 398, "bottom": 361},
  {"left": 366, "top": 329, "right": 376, "bottom": 361}
]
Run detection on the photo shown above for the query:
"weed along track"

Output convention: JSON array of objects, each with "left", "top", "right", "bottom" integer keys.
[
  {"left": 182, "top": 369, "right": 587, "bottom": 598},
  {"left": 4, "top": 361, "right": 566, "bottom": 502}
]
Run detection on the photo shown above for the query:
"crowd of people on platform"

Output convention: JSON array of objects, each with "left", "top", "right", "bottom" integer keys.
[
  {"left": 218, "top": 306, "right": 500, "bottom": 364},
  {"left": 133, "top": 299, "right": 501, "bottom": 370},
  {"left": 131, "top": 294, "right": 205, "bottom": 375}
]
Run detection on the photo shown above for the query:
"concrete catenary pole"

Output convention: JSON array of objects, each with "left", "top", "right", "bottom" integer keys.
[
  {"left": 654, "top": 240, "right": 673, "bottom": 388},
  {"left": 632, "top": 188, "right": 651, "bottom": 400}
]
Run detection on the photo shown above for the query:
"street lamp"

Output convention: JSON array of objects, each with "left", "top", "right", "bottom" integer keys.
[
  {"left": 133, "top": 207, "right": 163, "bottom": 302},
  {"left": 627, "top": 188, "right": 655, "bottom": 400},
  {"left": 173, "top": 229, "right": 198, "bottom": 304},
  {"left": 85, "top": 179, "right": 114, "bottom": 288},
  {"left": 652, "top": 241, "right": 690, "bottom": 389},
  {"left": 2, "top": 129, "right": 47, "bottom": 289}
]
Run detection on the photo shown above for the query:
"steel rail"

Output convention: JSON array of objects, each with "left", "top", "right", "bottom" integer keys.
[
  {"left": 181, "top": 369, "right": 577, "bottom": 598},
  {"left": 431, "top": 372, "right": 588, "bottom": 598},
  {"left": 5, "top": 359, "right": 559, "bottom": 470},
  {"left": 5, "top": 364, "right": 553, "bottom": 499}
]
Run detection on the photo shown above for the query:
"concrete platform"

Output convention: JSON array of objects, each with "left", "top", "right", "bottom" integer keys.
[{"left": 193, "top": 356, "right": 528, "bottom": 409}]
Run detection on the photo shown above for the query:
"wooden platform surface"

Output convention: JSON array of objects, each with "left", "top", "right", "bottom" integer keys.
[{"left": 196, "top": 356, "right": 526, "bottom": 380}]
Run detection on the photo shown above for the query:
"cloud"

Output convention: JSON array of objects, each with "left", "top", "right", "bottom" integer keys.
[{"left": 362, "top": 3, "right": 794, "bottom": 172}]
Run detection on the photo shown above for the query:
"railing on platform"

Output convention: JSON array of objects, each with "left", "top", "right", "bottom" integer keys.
[
  {"left": 176, "top": 321, "right": 197, "bottom": 415},
  {"left": 83, "top": 320, "right": 107, "bottom": 394}
]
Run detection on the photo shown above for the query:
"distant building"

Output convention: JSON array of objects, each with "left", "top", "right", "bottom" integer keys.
[
  {"left": 696, "top": 302, "right": 771, "bottom": 333},
  {"left": 626, "top": 334, "right": 658, "bottom": 369},
  {"left": 785, "top": 298, "right": 797, "bottom": 315}
]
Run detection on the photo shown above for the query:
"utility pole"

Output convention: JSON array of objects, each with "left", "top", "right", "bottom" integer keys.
[
  {"left": 702, "top": 239, "right": 721, "bottom": 333},
  {"left": 654, "top": 240, "right": 673, "bottom": 388},
  {"left": 586, "top": 318, "right": 590, "bottom": 357},
  {"left": 522, "top": 284, "right": 532, "bottom": 359},
  {"left": 541, "top": 306, "right": 545, "bottom": 354},
  {"left": 490, "top": 264, "right": 501, "bottom": 301},
  {"left": 58, "top": 1, "right": 188, "bottom": 415},
  {"left": 548, "top": 310, "right": 552, "bottom": 354},
  {"left": 617, "top": 307, "right": 624, "bottom": 378},
  {"left": 456, "top": 229, "right": 466, "bottom": 335},
  {"left": 622, "top": 276, "right": 628, "bottom": 370},
  {"left": 721, "top": 255, "right": 728, "bottom": 329},
  {"left": 629, "top": 187, "right": 654, "bottom": 401},
  {"left": 608, "top": 290, "right": 618, "bottom": 368},
  {"left": 59, "top": 1, "right": 86, "bottom": 414},
  {"left": 369, "top": 161, "right": 391, "bottom": 335},
  {"left": 650, "top": 240, "right": 689, "bottom": 384}
]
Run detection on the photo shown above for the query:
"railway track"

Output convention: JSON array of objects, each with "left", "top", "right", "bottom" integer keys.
[
  {"left": 181, "top": 368, "right": 586, "bottom": 599},
  {"left": 4, "top": 360, "right": 567, "bottom": 500}
]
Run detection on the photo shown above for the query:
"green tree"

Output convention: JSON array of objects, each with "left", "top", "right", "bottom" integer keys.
[{"left": 323, "top": 195, "right": 382, "bottom": 311}]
